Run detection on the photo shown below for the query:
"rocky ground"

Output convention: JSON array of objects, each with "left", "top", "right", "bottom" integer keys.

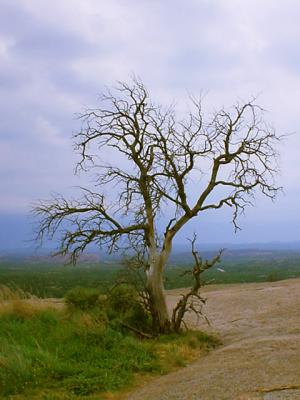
[{"left": 127, "top": 278, "right": 300, "bottom": 400}]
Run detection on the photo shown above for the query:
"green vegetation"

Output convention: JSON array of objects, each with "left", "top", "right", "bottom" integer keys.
[
  {"left": 0, "top": 288, "right": 218, "bottom": 399},
  {"left": 1, "top": 252, "right": 300, "bottom": 299},
  {"left": 64, "top": 287, "right": 107, "bottom": 312},
  {"left": 166, "top": 259, "right": 300, "bottom": 287},
  {"left": 0, "top": 263, "right": 120, "bottom": 298},
  {"left": 0, "top": 252, "right": 299, "bottom": 397}
]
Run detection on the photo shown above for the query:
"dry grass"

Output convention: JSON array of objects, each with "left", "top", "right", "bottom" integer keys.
[
  {"left": 0, "top": 284, "right": 34, "bottom": 301},
  {"left": 0, "top": 285, "right": 61, "bottom": 317}
]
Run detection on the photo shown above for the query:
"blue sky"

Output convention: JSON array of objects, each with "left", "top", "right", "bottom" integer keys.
[{"left": 0, "top": 0, "right": 300, "bottom": 250}]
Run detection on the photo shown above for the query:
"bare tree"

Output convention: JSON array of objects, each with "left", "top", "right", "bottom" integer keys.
[
  {"left": 171, "top": 234, "right": 223, "bottom": 332},
  {"left": 34, "top": 78, "right": 281, "bottom": 333}
]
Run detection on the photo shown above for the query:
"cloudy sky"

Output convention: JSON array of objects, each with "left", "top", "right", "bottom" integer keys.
[{"left": 1, "top": 0, "right": 300, "bottom": 250}]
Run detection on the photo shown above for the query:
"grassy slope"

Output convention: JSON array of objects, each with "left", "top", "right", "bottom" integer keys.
[{"left": 0, "top": 303, "right": 218, "bottom": 399}]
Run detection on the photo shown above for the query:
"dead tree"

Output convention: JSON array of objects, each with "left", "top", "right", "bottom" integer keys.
[
  {"left": 34, "top": 78, "right": 281, "bottom": 333},
  {"left": 171, "top": 235, "right": 223, "bottom": 332}
]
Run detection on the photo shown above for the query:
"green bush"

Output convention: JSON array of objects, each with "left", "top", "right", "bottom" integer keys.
[
  {"left": 266, "top": 271, "right": 281, "bottom": 282},
  {"left": 108, "top": 284, "right": 139, "bottom": 313},
  {"left": 108, "top": 284, "right": 152, "bottom": 332},
  {"left": 64, "top": 287, "right": 106, "bottom": 311},
  {"left": 64, "top": 285, "right": 152, "bottom": 332}
]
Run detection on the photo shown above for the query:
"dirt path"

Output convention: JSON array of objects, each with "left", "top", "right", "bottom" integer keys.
[{"left": 127, "top": 279, "right": 300, "bottom": 400}]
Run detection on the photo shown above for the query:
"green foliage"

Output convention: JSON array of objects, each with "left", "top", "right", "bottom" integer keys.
[
  {"left": 265, "top": 271, "right": 281, "bottom": 282},
  {"left": 0, "top": 263, "right": 120, "bottom": 298},
  {"left": 165, "top": 256, "right": 300, "bottom": 288},
  {"left": 0, "top": 305, "right": 218, "bottom": 398},
  {"left": 108, "top": 284, "right": 138, "bottom": 313},
  {"left": 157, "top": 330, "right": 220, "bottom": 348},
  {"left": 1, "top": 252, "right": 300, "bottom": 300},
  {"left": 64, "top": 287, "right": 106, "bottom": 311},
  {"left": 108, "top": 284, "right": 152, "bottom": 332},
  {"left": 0, "top": 309, "right": 158, "bottom": 397},
  {"left": 1, "top": 253, "right": 299, "bottom": 397}
]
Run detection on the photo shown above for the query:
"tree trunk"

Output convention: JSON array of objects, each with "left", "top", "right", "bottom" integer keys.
[{"left": 146, "top": 262, "right": 170, "bottom": 333}]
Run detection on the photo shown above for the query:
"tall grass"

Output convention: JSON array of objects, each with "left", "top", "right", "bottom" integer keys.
[
  {"left": 0, "top": 288, "right": 219, "bottom": 399},
  {"left": 0, "top": 284, "right": 35, "bottom": 301},
  {"left": 0, "top": 308, "right": 158, "bottom": 397},
  {"left": 0, "top": 284, "right": 60, "bottom": 318}
]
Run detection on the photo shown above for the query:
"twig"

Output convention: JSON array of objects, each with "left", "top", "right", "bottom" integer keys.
[{"left": 120, "top": 322, "right": 154, "bottom": 339}]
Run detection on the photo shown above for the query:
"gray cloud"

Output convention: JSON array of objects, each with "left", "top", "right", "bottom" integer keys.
[{"left": 0, "top": 0, "right": 300, "bottom": 245}]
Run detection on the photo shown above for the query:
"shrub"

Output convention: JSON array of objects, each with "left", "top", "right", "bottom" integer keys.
[
  {"left": 108, "top": 284, "right": 139, "bottom": 314},
  {"left": 64, "top": 287, "right": 106, "bottom": 311},
  {"left": 266, "top": 271, "right": 281, "bottom": 282},
  {"left": 108, "top": 284, "right": 152, "bottom": 332}
]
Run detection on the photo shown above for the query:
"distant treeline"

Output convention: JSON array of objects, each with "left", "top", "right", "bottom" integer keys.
[{"left": 1, "top": 251, "right": 300, "bottom": 298}]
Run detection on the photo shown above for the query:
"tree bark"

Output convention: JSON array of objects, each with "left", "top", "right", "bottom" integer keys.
[
  {"left": 146, "top": 242, "right": 172, "bottom": 333},
  {"left": 146, "top": 262, "right": 170, "bottom": 333}
]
